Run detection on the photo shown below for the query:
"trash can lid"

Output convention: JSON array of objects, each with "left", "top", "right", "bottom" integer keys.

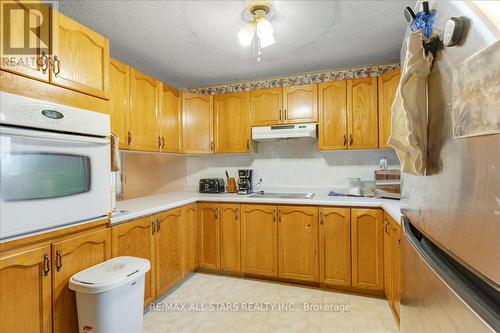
[{"left": 69, "top": 256, "right": 150, "bottom": 294}]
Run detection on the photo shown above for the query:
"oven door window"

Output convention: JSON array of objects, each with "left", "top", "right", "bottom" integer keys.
[{"left": 1, "top": 153, "right": 91, "bottom": 201}]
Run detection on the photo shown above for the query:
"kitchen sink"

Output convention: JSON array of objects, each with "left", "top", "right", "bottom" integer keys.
[{"left": 248, "top": 192, "right": 315, "bottom": 199}]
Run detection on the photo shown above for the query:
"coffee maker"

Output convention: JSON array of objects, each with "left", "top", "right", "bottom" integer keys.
[{"left": 237, "top": 169, "right": 253, "bottom": 195}]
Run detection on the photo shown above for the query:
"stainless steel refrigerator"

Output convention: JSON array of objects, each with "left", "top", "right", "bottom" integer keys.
[{"left": 400, "top": 1, "right": 499, "bottom": 332}]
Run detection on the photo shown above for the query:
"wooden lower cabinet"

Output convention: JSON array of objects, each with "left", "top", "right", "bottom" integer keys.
[
  {"left": 319, "top": 207, "right": 351, "bottom": 287},
  {"left": 241, "top": 204, "right": 278, "bottom": 277},
  {"left": 384, "top": 212, "right": 402, "bottom": 323},
  {"left": 220, "top": 203, "right": 241, "bottom": 274},
  {"left": 111, "top": 216, "right": 156, "bottom": 306},
  {"left": 351, "top": 208, "right": 384, "bottom": 291},
  {"left": 182, "top": 204, "right": 198, "bottom": 275},
  {"left": 198, "top": 203, "right": 220, "bottom": 270},
  {"left": 278, "top": 205, "right": 319, "bottom": 282},
  {"left": 52, "top": 228, "right": 111, "bottom": 333},
  {"left": 155, "top": 209, "right": 183, "bottom": 296},
  {"left": 0, "top": 244, "right": 53, "bottom": 333}
]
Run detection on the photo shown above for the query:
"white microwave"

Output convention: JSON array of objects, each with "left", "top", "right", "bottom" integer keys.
[{"left": 0, "top": 92, "right": 111, "bottom": 240}]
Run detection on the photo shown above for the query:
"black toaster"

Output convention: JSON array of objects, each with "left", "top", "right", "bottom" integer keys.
[{"left": 199, "top": 178, "right": 226, "bottom": 193}]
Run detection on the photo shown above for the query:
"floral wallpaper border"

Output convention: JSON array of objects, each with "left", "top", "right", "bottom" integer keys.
[{"left": 188, "top": 63, "right": 400, "bottom": 95}]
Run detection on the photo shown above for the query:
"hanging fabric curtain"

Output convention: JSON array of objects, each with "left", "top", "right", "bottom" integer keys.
[{"left": 389, "top": 31, "right": 433, "bottom": 176}]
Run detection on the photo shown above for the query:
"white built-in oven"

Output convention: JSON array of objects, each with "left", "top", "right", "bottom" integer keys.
[{"left": 0, "top": 92, "right": 111, "bottom": 240}]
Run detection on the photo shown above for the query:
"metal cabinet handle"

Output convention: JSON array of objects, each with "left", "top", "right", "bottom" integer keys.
[
  {"left": 279, "top": 110, "right": 282, "bottom": 121},
  {"left": 278, "top": 209, "right": 282, "bottom": 222},
  {"left": 349, "top": 134, "right": 353, "bottom": 146},
  {"left": 215, "top": 207, "right": 219, "bottom": 219},
  {"left": 384, "top": 223, "right": 391, "bottom": 235},
  {"left": 156, "top": 220, "right": 161, "bottom": 232},
  {"left": 55, "top": 250, "right": 62, "bottom": 272},
  {"left": 343, "top": 135, "right": 347, "bottom": 147},
  {"left": 43, "top": 254, "right": 50, "bottom": 276},
  {"left": 152, "top": 221, "right": 156, "bottom": 235},
  {"left": 210, "top": 141, "right": 215, "bottom": 152},
  {"left": 162, "top": 137, "right": 165, "bottom": 148},
  {"left": 273, "top": 209, "right": 276, "bottom": 222},
  {"left": 39, "top": 51, "right": 49, "bottom": 74},
  {"left": 53, "top": 55, "right": 60, "bottom": 77},
  {"left": 246, "top": 140, "right": 250, "bottom": 150},
  {"left": 235, "top": 208, "right": 239, "bottom": 219},
  {"left": 284, "top": 109, "right": 288, "bottom": 120},
  {"left": 319, "top": 212, "right": 324, "bottom": 225},
  {"left": 127, "top": 131, "right": 132, "bottom": 145},
  {"left": 158, "top": 136, "right": 162, "bottom": 148}
]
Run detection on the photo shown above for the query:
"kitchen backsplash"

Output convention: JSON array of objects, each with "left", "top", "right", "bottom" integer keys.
[{"left": 185, "top": 139, "right": 400, "bottom": 191}]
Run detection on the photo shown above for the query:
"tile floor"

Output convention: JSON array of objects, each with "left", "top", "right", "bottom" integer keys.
[{"left": 143, "top": 273, "right": 398, "bottom": 333}]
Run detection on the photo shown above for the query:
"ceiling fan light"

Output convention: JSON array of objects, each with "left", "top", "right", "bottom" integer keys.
[
  {"left": 256, "top": 17, "right": 273, "bottom": 36},
  {"left": 258, "top": 32, "right": 275, "bottom": 48},
  {"left": 237, "top": 22, "right": 256, "bottom": 46}
]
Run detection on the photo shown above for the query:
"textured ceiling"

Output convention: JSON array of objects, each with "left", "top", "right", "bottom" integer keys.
[{"left": 55, "top": 0, "right": 414, "bottom": 89}]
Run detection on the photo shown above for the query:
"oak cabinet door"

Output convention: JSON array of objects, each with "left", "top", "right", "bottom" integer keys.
[
  {"left": 0, "top": 1, "right": 50, "bottom": 81},
  {"left": 220, "top": 203, "right": 241, "bottom": 274},
  {"left": 319, "top": 207, "right": 351, "bottom": 287},
  {"left": 392, "top": 218, "right": 402, "bottom": 321},
  {"left": 111, "top": 216, "right": 156, "bottom": 306},
  {"left": 108, "top": 58, "right": 130, "bottom": 149},
  {"left": 129, "top": 68, "right": 159, "bottom": 152},
  {"left": 347, "top": 77, "right": 378, "bottom": 149},
  {"left": 198, "top": 203, "right": 220, "bottom": 270},
  {"left": 182, "top": 92, "right": 213, "bottom": 153},
  {"left": 0, "top": 245, "right": 52, "bottom": 333},
  {"left": 250, "top": 88, "right": 283, "bottom": 126},
  {"left": 214, "top": 92, "right": 251, "bottom": 153},
  {"left": 351, "top": 208, "right": 384, "bottom": 291},
  {"left": 182, "top": 204, "right": 198, "bottom": 275},
  {"left": 383, "top": 213, "right": 394, "bottom": 302},
  {"left": 241, "top": 204, "right": 278, "bottom": 277},
  {"left": 318, "top": 81, "right": 348, "bottom": 150},
  {"left": 378, "top": 70, "right": 400, "bottom": 148},
  {"left": 283, "top": 84, "right": 318, "bottom": 123},
  {"left": 52, "top": 228, "right": 111, "bottom": 333},
  {"left": 50, "top": 11, "right": 109, "bottom": 99},
  {"left": 155, "top": 209, "right": 183, "bottom": 296},
  {"left": 159, "top": 83, "right": 182, "bottom": 152},
  {"left": 278, "top": 205, "right": 319, "bottom": 282}
]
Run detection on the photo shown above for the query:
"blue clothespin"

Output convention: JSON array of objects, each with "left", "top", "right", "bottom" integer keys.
[{"left": 406, "top": 2, "right": 436, "bottom": 39}]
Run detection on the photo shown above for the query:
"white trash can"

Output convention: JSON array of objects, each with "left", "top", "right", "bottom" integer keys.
[{"left": 69, "top": 256, "right": 150, "bottom": 333}]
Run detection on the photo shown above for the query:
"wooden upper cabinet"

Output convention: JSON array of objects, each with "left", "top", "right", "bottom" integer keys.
[
  {"left": 159, "top": 83, "right": 182, "bottom": 153},
  {"left": 220, "top": 203, "right": 241, "bottom": 274},
  {"left": 0, "top": 244, "right": 52, "bottom": 333},
  {"left": 155, "top": 209, "right": 183, "bottom": 296},
  {"left": 129, "top": 68, "right": 159, "bottom": 152},
  {"left": 214, "top": 92, "right": 251, "bottom": 153},
  {"left": 283, "top": 84, "right": 318, "bottom": 123},
  {"left": 52, "top": 228, "right": 111, "bottom": 333},
  {"left": 182, "top": 204, "right": 198, "bottom": 275},
  {"left": 319, "top": 207, "right": 351, "bottom": 287},
  {"left": 278, "top": 206, "right": 319, "bottom": 282},
  {"left": 0, "top": 1, "right": 51, "bottom": 81},
  {"left": 198, "top": 203, "right": 220, "bottom": 270},
  {"left": 378, "top": 69, "right": 400, "bottom": 148},
  {"left": 351, "top": 208, "right": 384, "bottom": 291},
  {"left": 111, "top": 216, "right": 155, "bottom": 306},
  {"left": 318, "top": 81, "right": 348, "bottom": 150},
  {"left": 108, "top": 58, "right": 130, "bottom": 149},
  {"left": 241, "top": 204, "right": 278, "bottom": 277},
  {"left": 347, "top": 77, "right": 378, "bottom": 149},
  {"left": 182, "top": 92, "right": 213, "bottom": 154},
  {"left": 50, "top": 11, "right": 109, "bottom": 99},
  {"left": 250, "top": 88, "right": 283, "bottom": 126}
]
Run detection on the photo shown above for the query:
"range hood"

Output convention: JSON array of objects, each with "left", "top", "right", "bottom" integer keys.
[{"left": 252, "top": 123, "right": 317, "bottom": 141}]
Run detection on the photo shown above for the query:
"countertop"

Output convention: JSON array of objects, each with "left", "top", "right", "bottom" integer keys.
[{"left": 112, "top": 191, "right": 402, "bottom": 225}]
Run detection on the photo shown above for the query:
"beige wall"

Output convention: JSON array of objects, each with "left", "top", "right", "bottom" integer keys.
[{"left": 120, "top": 152, "right": 186, "bottom": 199}]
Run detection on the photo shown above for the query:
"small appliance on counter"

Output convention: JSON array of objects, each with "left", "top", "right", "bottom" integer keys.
[
  {"left": 199, "top": 178, "right": 225, "bottom": 193},
  {"left": 237, "top": 169, "right": 253, "bottom": 194},
  {"left": 374, "top": 170, "right": 401, "bottom": 199}
]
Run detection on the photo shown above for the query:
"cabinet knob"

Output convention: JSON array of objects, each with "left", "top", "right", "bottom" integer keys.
[
  {"left": 39, "top": 51, "right": 49, "bottom": 74},
  {"left": 52, "top": 55, "right": 60, "bottom": 77}
]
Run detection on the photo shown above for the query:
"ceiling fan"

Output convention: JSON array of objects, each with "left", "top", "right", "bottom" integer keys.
[{"left": 237, "top": 0, "right": 276, "bottom": 60}]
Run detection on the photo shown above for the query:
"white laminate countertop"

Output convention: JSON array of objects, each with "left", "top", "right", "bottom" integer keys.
[{"left": 111, "top": 191, "right": 402, "bottom": 225}]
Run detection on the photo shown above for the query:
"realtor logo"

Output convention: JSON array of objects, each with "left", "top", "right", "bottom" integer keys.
[{"left": 1, "top": 1, "right": 52, "bottom": 56}]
